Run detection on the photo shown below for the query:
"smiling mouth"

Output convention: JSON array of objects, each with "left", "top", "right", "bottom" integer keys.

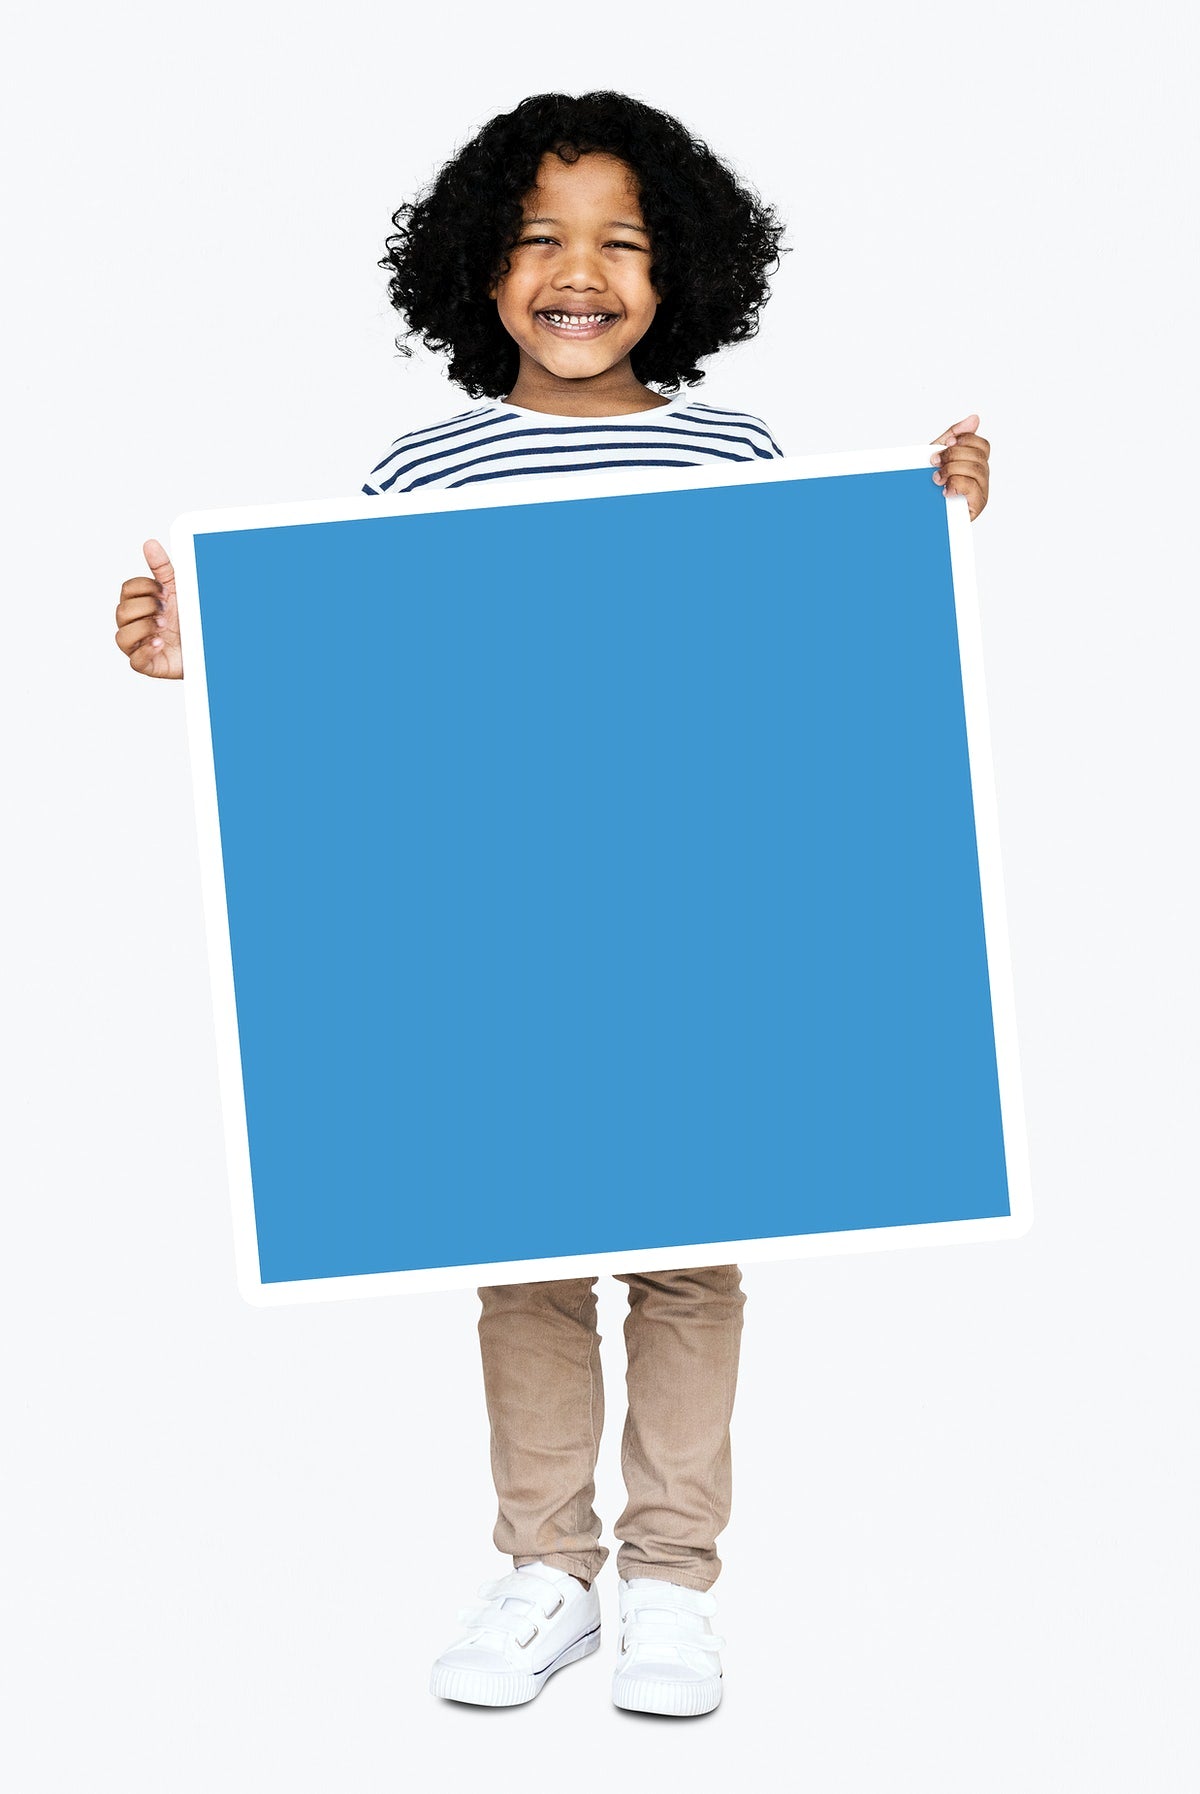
[{"left": 536, "top": 310, "right": 619, "bottom": 338}]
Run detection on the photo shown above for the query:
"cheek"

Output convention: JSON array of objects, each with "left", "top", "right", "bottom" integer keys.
[
  {"left": 494, "top": 274, "right": 533, "bottom": 319},
  {"left": 628, "top": 288, "right": 659, "bottom": 326},
  {"left": 491, "top": 285, "right": 535, "bottom": 347},
  {"left": 631, "top": 274, "right": 659, "bottom": 315},
  {"left": 491, "top": 284, "right": 519, "bottom": 326}
]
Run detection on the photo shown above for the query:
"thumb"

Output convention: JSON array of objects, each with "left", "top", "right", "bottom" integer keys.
[
  {"left": 143, "top": 538, "right": 175, "bottom": 590},
  {"left": 931, "top": 413, "right": 980, "bottom": 446}
]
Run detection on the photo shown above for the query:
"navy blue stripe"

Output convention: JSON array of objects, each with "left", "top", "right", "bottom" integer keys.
[
  {"left": 445, "top": 458, "right": 724, "bottom": 489},
  {"left": 389, "top": 424, "right": 764, "bottom": 491},
  {"left": 533, "top": 1621, "right": 602, "bottom": 1678},
  {"left": 675, "top": 423, "right": 777, "bottom": 461},
  {"left": 369, "top": 412, "right": 521, "bottom": 487},
  {"left": 485, "top": 418, "right": 753, "bottom": 443},
  {"left": 376, "top": 405, "right": 705, "bottom": 484},
  {"left": 680, "top": 406, "right": 784, "bottom": 457},
  {"left": 411, "top": 401, "right": 482, "bottom": 430},
  {"left": 400, "top": 438, "right": 753, "bottom": 490},
  {"left": 691, "top": 402, "right": 771, "bottom": 419},
  {"left": 365, "top": 401, "right": 783, "bottom": 492},
  {"left": 386, "top": 402, "right": 485, "bottom": 448},
  {"left": 687, "top": 400, "right": 783, "bottom": 436},
  {"left": 681, "top": 414, "right": 778, "bottom": 452},
  {"left": 368, "top": 404, "right": 489, "bottom": 469}
]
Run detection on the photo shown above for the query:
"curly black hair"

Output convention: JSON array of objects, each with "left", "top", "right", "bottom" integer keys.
[{"left": 379, "top": 92, "right": 787, "bottom": 398}]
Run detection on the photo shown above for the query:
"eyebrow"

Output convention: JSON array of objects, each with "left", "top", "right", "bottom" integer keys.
[{"left": 522, "top": 216, "right": 650, "bottom": 234}]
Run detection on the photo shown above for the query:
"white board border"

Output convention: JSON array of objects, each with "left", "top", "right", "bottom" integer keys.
[{"left": 172, "top": 444, "right": 1032, "bottom": 1306}]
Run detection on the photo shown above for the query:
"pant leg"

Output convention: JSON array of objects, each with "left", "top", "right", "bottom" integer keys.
[
  {"left": 611, "top": 1264, "right": 746, "bottom": 1592},
  {"left": 476, "top": 1278, "right": 609, "bottom": 1586}
]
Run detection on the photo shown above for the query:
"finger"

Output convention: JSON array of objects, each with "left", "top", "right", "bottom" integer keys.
[
  {"left": 116, "top": 592, "right": 162, "bottom": 625},
  {"left": 932, "top": 446, "right": 989, "bottom": 484},
  {"left": 947, "top": 431, "right": 990, "bottom": 457},
  {"left": 931, "top": 445, "right": 988, "bottom": 466},
  {"left": 128, "top": 637, "right": 166, "bottom": 674},
  {"left": 931, "top": 414, "right": 981, "bottom": 448},
  {"left": 128, "top": 632, "right": 178, "bottom": 675},
  {"left": 943, "top": 473, "right": 987, "bottom": 510},
  {"left": 143, "top": 539, "right": 176, "bottom": 588},
  {"left": 935, "top": 478, "right": 989, "bottom": 508},
  {"left": 116, "top": 618, "right": 167, "bottom": 656},
  {"left": 940, "top": 488, "right": 986, "bottom": 524}
]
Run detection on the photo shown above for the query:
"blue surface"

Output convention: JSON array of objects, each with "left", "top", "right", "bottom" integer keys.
[{"left": 194, "top": 469, "right": 1009, "bottom": 1283}]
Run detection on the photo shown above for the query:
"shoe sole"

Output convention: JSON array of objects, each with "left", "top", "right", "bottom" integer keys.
[
  {"left": 430, "top": 1624, "right": 602, "bottom": 1707},
  {"left": 612, "top": 1670, "right": 723, "bottom": 1717}
]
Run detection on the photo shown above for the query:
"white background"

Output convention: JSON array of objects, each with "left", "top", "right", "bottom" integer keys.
[{"left": 2, "top": 3, "right": 1196, "bottom": 1788}]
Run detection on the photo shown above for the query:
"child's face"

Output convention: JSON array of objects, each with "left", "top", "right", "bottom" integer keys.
[{"left": 490, "top": 151, "right": 660, "bottom": 393}]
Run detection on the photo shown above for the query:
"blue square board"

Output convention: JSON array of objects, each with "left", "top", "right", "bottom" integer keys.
[{"left": 174, "top": 451, "right": 1029, "bottom": 1300}]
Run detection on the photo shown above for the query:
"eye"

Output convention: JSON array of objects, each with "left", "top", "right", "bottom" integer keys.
[
  {"left": 606, "top": 240, "right": 646, "bottom": 251},
  {"left": 517, "top": 235, "right": 557, "bottom": 246}
]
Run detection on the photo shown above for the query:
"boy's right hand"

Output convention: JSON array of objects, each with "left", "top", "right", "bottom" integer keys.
[{"left": 115, "top": 540, "right": 184, "bottom": 678}]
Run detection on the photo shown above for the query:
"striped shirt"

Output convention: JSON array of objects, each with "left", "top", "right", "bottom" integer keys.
[{"left": 361, "top": 397, "right": 784, "bottom": 495}]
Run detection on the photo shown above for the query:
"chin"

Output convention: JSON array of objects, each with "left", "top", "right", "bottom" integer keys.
[{"left": 541, "top": 345, "right": 626, "bottom": 375}]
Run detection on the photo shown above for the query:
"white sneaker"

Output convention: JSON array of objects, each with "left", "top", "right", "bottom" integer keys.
[
  {"left": 430, "top": 1562, "right": 601, "bottom": 1706},
  {"left": 611, "top": 1577, "right": 725, "bottom": 1716}
]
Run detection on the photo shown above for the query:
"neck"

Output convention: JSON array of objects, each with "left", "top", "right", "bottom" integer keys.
[{"left": 505, "top": 356, "right": 672, "bottom": 418}]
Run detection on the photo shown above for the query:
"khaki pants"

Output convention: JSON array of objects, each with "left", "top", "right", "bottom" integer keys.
[{"left": 477, "top": 1266, "right": 745, "bottom": 1593}]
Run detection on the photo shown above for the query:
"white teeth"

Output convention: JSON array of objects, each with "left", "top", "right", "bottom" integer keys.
[{"left": 542, "top": 311, "right": 611, "bottom": 326}]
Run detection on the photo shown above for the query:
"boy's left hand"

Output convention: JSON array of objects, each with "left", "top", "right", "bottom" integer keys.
[{"left": 930, "top": 414, "right": 990, "bottom": 521}]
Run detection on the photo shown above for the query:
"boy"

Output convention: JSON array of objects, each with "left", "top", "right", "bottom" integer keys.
[{"left": 113, "top": 91, "right": 990, "bottom": 1716}]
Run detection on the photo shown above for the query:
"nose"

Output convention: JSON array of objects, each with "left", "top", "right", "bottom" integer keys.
[{"left": 550, "top": 241, "right": 606, "bottom": 292}]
